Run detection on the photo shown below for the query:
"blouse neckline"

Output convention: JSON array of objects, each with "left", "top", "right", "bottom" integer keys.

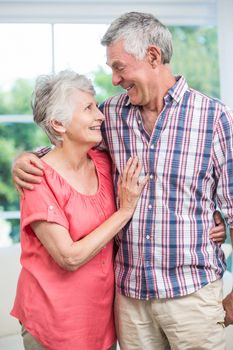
[{"left": 40, "top": 149, "right": 102, "bottom": 198}]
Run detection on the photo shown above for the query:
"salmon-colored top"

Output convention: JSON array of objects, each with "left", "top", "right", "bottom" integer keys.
[{"left": 11, "top": 150, "right": 116, "bottom": 350}]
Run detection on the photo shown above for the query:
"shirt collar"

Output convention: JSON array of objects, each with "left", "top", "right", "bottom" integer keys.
[
  {"left": 166, "top": 75, "right": 188, "bottom": 104},
  {"left": 124, "top": 75, "right": 188, "bottom": 107}
]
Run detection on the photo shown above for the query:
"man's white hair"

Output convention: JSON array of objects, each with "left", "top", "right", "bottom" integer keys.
[{"left": 101, "top": 12, "right": 173, "bottom": 64}]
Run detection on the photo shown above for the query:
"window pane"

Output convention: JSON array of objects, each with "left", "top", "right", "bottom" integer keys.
[
  {"left": 0, "top": 24, "right": 52, "bottom": 246},
  {"left": 170, "top": 26, "right": 220, "bottom": 98},
  {"left": 54, "top": 24, "right": 122, "bottom": 103},
  {"left": 0, "top": 24, "right": 52, "bottom": 91},
  {"left": 54, "top": 24, "right": 108, "bottom": 76}
]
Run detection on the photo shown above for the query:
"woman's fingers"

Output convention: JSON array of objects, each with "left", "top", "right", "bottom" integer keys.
[
  {"left": 131, "top": 161, "right": 143, "bottom": 185},
  {"left": 126, "top": 157, "right": 139, "bottom": 182},
  {"left": 123, "top": 156, "right": 140, "bottom": 184},
  {"left": 138, "top": 174, "right": 149, "bottom": 190},
  {"left": 121, "top": 156, "right": 148, "bottom": 193},
  {"left": 122, "top": 157, "right": 132, "bottom": 184}
]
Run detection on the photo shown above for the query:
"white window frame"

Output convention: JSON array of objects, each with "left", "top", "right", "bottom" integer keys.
[{"left": 0, "top": 1, "right": 233, "bottom": 276}]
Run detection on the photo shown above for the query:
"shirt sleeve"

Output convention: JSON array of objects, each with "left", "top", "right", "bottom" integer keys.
[
  {"left": 21, "top": 178, "right": 69, "bottom": 232},
  {"left": 213, "top": 108, "right": 233, "bottom": 228},
  {"left": 33, "top": 145, "right": 53, "bottom": 158}
]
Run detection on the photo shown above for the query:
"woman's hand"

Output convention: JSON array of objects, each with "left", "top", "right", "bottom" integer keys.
[
  {"left": 12, "top": 152, "right": 44, "bottom": 196},
  {"left": 118, "top": 156, "right": 149, "bottom": 217}
]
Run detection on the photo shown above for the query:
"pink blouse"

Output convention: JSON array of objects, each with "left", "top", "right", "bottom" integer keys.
[{"left": 11, "top": 150, "right": 116, "bottom": 350}]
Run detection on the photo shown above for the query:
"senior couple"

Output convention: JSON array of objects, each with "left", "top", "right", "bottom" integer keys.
[{"left": 12, "top": 11, "right": 233, "bottom": 350}]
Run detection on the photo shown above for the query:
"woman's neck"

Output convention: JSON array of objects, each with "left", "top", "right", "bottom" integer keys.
[{"left": 43, "top": 143, "right": 92, "bottom": 172}]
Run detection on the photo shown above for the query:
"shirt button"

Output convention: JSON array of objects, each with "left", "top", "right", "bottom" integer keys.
[
  {"left": 146, "top": 235, "right": 150, "bottom": 240},
  {"left": 148, "top": 204, "right": 152, "bottom": 209},
  {"left": 150, "top": 145, "right": 154, "bottom": 149},
  {"left": 150, "top": 174, "right": 154, "bottom": 179},
  {"left": 49, "top": 205, "right": 53, "bottom": 210},
  {"left": 138, "top": 119, "right": 141, "bottom": 124}
]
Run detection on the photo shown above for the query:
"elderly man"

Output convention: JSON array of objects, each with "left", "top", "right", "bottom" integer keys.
[{"left": 13, "top": 12, "right": 233, "bottom": 350}]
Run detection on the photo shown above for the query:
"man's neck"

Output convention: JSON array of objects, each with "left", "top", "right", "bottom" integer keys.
[{"left": 140, "top": 68, "right": 176, "bottom": 135}]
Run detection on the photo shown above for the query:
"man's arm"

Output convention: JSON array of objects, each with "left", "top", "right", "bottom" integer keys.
[
  {"left": 12, "top": 152, "right": 45, "bottom": 196},
  {"left": 212, "top": 109, "right": 233, "bottom": 325},
  {"left": 222, "top": 228, "right": 233, "bottom": 326}
]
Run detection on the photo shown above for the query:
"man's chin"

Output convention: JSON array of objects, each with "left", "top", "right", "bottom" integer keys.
[{"left": 128, "top": 95, "right": 139, "bottom": 106}]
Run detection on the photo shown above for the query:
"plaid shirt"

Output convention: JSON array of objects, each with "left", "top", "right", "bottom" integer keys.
[{"left": 100, "top": 76, "right": 233, "bottom": 300}]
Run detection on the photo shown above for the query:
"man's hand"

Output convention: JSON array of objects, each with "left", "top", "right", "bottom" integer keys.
[
  {"left": 209, "top": 211, "right": 226, "bottom": 243},
  {"left": 12, "top": 152, "right": 44, "bottom": 196},
  {"left": 223, "top": 290, "right": 233, "bottom": 326}
]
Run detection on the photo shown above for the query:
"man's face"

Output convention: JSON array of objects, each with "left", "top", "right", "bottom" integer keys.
[{"left": 106, "top": 40, "right": 154, "bottom": 107}]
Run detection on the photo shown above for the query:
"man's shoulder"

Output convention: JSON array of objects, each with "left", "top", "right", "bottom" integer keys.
[
  {"left": 189, "top": 87, "right": 227, "bottom": 110},
  {"left": 99, "top": 92, "right": 129, "bottom": 111},
  {"left": 188, "top": 88, "right": 233, "bottom": 127}
]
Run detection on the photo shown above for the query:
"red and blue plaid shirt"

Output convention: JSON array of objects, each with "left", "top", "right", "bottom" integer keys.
[{"left": 100, "top": 76, "right": 233, "bottom": 300}]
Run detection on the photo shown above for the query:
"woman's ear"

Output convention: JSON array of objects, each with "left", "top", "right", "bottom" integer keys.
[
  {"left": 146, "top": 45, "right": 162, "bottom": 67},
  {"left": 50, "top": 119, "right": 66, "bottom": 134}
]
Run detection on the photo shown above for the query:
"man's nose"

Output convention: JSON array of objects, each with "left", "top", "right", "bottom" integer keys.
[{"left": 112, "top": 71, "right": 122, "bottom": 86}]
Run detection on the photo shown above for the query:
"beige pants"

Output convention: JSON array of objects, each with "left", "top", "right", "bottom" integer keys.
[
  {"left": 115, "top": 279, "right": 226, "bottom": 350},
  {"left": 21, "top": 324, "right": 117, "bottom": 350}
]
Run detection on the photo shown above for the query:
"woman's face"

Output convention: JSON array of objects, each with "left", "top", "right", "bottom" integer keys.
[{"left": 64, "top": 89, "right": 105, "bottom": 147}]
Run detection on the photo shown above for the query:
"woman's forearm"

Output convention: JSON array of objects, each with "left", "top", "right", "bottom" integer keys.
[
  {"left": 31, "top": 207, "right": 132, "bottom": 272},
  {"left": 62, "top": 208, "right": 132, "bottom": 270}
]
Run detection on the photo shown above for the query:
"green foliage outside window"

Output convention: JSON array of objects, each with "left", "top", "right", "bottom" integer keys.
[{"left": 170, "top": 26, "right": 219, "bottom": 98}]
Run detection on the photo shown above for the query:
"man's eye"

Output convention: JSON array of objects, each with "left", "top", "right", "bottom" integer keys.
[{"left": 86, "top": 104, "right": 92, "bottom": 110}]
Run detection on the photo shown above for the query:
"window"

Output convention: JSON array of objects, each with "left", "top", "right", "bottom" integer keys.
[{"left": 1, "top": 22, "right": 230, "bottom": 274}]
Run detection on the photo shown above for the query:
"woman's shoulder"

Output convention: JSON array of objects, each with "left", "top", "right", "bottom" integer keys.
[
  {"left": 89, "top": 149, "right": 113, "bottom": 184},
  {"left": 23, "top": 162, "right": 72, "bottom": 207},
  {"left": 89, "top": 149, "right": 112, "bottom": 168}
]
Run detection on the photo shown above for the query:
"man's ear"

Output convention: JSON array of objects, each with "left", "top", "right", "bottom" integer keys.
[
  {"left": 146, "top": 45, "right": 162, "bottom": 67},
  {"left": 50, "top": 119, "right": 66, "bottom": 134}
]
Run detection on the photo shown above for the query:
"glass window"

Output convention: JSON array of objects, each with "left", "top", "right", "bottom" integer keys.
[
  {"left": 0, "top": 23, "right": 52, "bottom": 245},
  {"left": 1, "top": 23, "right": 230, "bottom": 278},
  {"left": 170, "top": 26, "right": 220, "bottom": 98},
  {"left": 54, "top": 24, "right": 108, "bottom": 76},
  {"left": 0, "top": 24, "right": 52, "bottom": 90}
]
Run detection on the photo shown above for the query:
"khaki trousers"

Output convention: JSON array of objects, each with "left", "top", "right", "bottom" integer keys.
[{"left": 115, "top": 279, "right": 226, "bottom": 350}]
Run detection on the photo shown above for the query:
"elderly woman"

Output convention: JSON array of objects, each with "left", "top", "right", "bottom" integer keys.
[{"left": 11, "top": 70, "right": 148, "bottom": 350}]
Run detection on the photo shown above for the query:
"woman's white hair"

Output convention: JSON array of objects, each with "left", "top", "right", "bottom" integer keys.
[
  {"left": 32, "top": 70, "right": 95, "bottom": 146},
  {"left": 101, "top": 12, "right": 173, "bottom": 64}
]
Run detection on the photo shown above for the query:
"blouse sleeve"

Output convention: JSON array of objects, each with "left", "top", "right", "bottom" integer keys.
[{"left": 20, "top": 177, "right": 69, "bottom": 232}]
